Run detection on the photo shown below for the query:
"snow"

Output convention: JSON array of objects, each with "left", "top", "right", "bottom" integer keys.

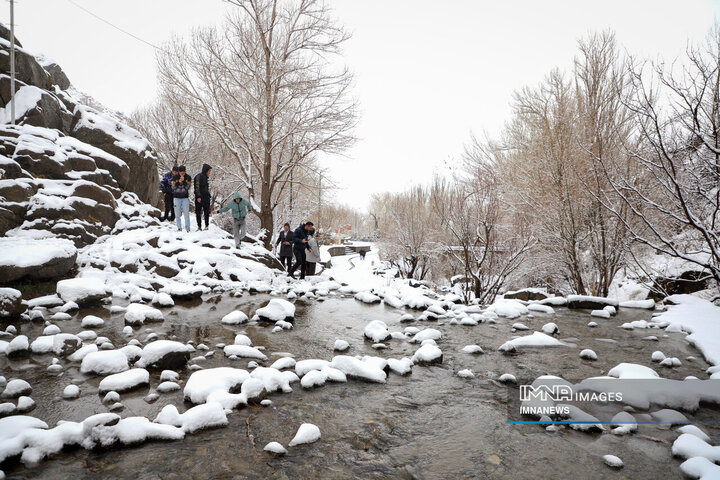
[
  {"left": 98, "top": 368, "right": 149, "bottom": 393},
  {"left": 619, "top": 299, "right": 655, "bottom": 309},
  {"left": 498, "top": 332, "right": 566, "bottom": 352},
  {"left": 0, "top": 85, "right": 43, "bottom": 123},
  {"left": 457, "top": 369, "right": 474, "bottom": 378},
  {"left": 301, "top": 369, "right": 328, "bottom": 389},
  {"left": 672, "top": 433, "right": 720, "bottom": 462},
  {"left": 541, "top": 322, "right": 559, "bottom": 334},
  {"left": 264, "top": 441, "right": 287, "bottom": 455},
  {"left": 411, "top": 343, "right": 443, "bottom": 364},
  {"left": 607, "top": 363, "right": 659, "bottom": 379},
  {"left": 330, "top": 356, "right": 386, "bottom": 383},
  {"left": 183, "top": 367, "right": 249, "bottom": 404},
  {"left": 591, "top": 309, "right": 611, "bottom": 319},
  {"left": 124, "top": 303, "right": 164, "bottom": 326},
  {"left": 255, "top": 299, "right": 295, "bottom": 321},
  {"left": 295, "top": 359, "right": 330, "bottom": 377},
  {"left": 67, "top": 344, "right": 97, "bottom": 362},
  {"left": 579, "top": 349, "right": 598, "bottom": 360},
  {"left": 288, "top": 423, "right": 321, "bottom": 446},
  {"left": 678, "top": 425, "right": 712, "bottom": 443},
  {"left": 151, "top": 293, "right": 174, "bottom": 307},
  {"left": 6, "top": 335, "right": 29, "bottom": 356},
  {"left": 411, "top": 328, "right": 441, "bottom": 343},
  {"left": 680, "top": 456, "right": 720, "bottom": 479},
  {"left": 62, "top": 385, "right": 80, "bottom": 399},
  {"left": 461, "top": 345, "right": 484, "bottom": 354},
  {"left": 223, "top": 345, "right": 267, "bottom": 360},
  {"left": 528, "top": 304, "right": 555, "bottom": 314},
  {"left": 603, "top": 454, "right": 624, "bottom": 468},
  {"left": 333, "top": 339, "right": 350, "bottom": 351},
  {"left": 154, "top": 402, "right": 228, "bottom": 433},
  {"left": 56, "top": 278, "right": 108, "bottom": 304},
  {"left": 81, "top": 315, "right": 104, "bottom": 327},
  {"left": 250, "top": 367, "right": 294, "bottom": 393},
  {"left": 487, "top": 299, "right": 528, "bottom": 319},
  {"left": 134, "top": 340, "right": 189, "bottom": 369},
  {"left": 654, "top": 295, "right": 720, "bottom": 366},
  {"left": 387, "top": 357, "right": 413, "bottom": 375},
  {"left": 567, "top": 295, "right": 619, "bottom": 307},
  {"left": 364, "top": 320, "right": 391, "bottom": 342},
  {"left": 355, "top": 291, "right": 381, "bottom": 304},
  {"left": 80, "top": 350, "right": 129, "bottom": 375},
  {"left": 233, "top": 334, "right": 252, "bottom": 346},
  {"left": 221, "top": 311, "right": 248, "bottom": 325},
  {"left": 512, "top": 322, "right": 530, "bottom": 330},
  {"left": 2, "top": 379, "right": 31, "bottom": 398},
  {"left": 269, "top": 357, "right": 296, "bottom": 370},
  {"left": 497, "top": 374, "right": 517, "bottom": 384}
]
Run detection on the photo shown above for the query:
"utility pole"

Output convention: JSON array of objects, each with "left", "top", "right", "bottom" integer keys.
[{"left": 9, "top": 0, "right": 15, "bottom": 125}]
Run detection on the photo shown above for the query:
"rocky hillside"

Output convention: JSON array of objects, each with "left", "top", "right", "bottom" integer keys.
[{"left": 0, "top": 24, "right": 166, "bottom": 282}]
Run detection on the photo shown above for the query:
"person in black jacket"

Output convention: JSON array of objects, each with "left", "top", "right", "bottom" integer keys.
[
  {"left": 171, "top": 165, "right": 192, "bottom": 232},
  {"left": 275, "top": 223, "right": 294, "bottom": 271},
  {"left": 194, "top": 163, "right": 212, "bottom": 230},
  {"left": 288, "top": 221, "right": 314, "bottom": 279},
  {"left": 160, "top": 165, "right": 178, "bottom": 221}
]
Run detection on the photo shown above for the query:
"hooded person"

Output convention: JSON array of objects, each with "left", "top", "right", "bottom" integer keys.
[
  {"left": 194, "top": 163, "right": 212, "bottom": 230},
  {"left": 160, "top": 165, "right": 178, "bottom": 222},
  {"left": 213, "top": 192, "right": 253, "bottom": 248}
]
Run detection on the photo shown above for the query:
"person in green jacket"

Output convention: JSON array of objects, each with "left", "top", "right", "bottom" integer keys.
[{"left": 212, "top": 192, "right": 254, "bottom": 248}]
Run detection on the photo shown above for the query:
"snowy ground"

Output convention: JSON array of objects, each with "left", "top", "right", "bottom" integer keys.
[{"left": 1, "top": 234, "right": 720, "bottom": 479}]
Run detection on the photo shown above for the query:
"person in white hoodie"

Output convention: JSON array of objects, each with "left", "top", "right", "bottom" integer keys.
[{"left": 305, "top": 229, "right": 321, "bottom": 276}]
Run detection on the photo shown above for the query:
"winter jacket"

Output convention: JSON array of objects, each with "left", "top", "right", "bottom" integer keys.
[
  {"left": 160, "top": 172, "right": 173, "bottom": 195},
  {"left": 275, "top": 230, "right": 294, "bottom": 257},
  {"left": 171, "top": 174, "right": 192, "bottom": 198},
  {"left": 292, "top": 224, "right": 310, "bottom": 251},
  {"left": 194, "top": 164, "right": 211, "bottom": 202},
  {"left": 306, "top": 236, "right": 321, "bottom": 263},
  {"left": 218, "top": 192, "right": 253, "bottom": 220}
]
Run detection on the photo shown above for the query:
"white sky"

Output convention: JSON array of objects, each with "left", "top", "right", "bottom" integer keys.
[{"left": 7, "top": 0, "right": 720, "bottom": 208}]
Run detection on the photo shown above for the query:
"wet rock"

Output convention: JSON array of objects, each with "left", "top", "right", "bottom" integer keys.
[
  {"left": 134, "top": 340, "right": 190, "bottom": 370},
  {"left": 0, "top": 288, "right": 25, "bottom": 317},
  {"left": 2, "top": 379, "right": 32, "bottom": 398},
  {"left": 0, "top": 238, "right": 77, "bottom": 283},
  {"left": 567, "top": 295, "right": 618, "bottom": 310},
  {"left": 6, "top": 335, "right": 29, "bottom": 358},
  {"left": 56, "top": 278, "right": 110, "bottom": 306},
  {"left": 504, "top": 289, "right": 548, "bottom": 301}
]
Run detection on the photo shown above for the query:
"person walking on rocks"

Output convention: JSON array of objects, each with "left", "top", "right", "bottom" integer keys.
[
  {"left": 160, "top": 165, "right": 177, "bottom": 222},
  {"left": 288, "top": 222, "right": 314, "bottom": 280},
  {"left": 305, "top": 229, "right": 321, "bottom": 276},
  {"left": 213, "top": 192, "right": 253, "bottom": 248},
  {"left": 194, "top": 163, "right": 212, "bottom": 231},
  {"left": 275, "top": 223, "right": 294, "bottom": 271},
  {"left": 359, "top": 249, "right": 367, "bottom": 260},
  {"left": 171, "top": 165, "right": 192, "bottom": 232}
]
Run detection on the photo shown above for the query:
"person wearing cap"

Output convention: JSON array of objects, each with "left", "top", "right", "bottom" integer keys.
[{"left": 160, "top": 165, "right": 178, "bottom": 222}]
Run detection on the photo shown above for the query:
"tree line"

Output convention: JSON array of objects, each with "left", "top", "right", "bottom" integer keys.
[{"left": 370, "top": 27, "right": 720, "bottom": 303}]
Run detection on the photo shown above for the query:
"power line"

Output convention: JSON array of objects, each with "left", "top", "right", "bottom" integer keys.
[{"left": 65, "top": 0, "right": 166, "bottom": 52}]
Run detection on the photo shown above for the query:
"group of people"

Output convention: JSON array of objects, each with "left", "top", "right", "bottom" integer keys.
[
  {"left": 159, "top": 164, "right": 321, "bottom": 278},
  {"left": 159, "top": 164, "right": 253, "bottom": 248},
  {"left": 275, "top": 221, "right": 321, "bottom": 279}
]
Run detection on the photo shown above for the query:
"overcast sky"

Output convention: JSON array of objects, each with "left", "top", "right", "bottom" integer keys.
[{"left": 7, "top": 0, "right": 720, "bottom": 208}]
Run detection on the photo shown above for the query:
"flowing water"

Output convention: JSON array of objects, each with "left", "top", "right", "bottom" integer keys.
[{"left": 1, "top": 293, "right": 718, "bottom": 479}]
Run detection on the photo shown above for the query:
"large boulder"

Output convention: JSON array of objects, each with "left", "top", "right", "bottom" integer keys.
[
  {"left": 71, "top": 105, "right": 159, "bottom": 205},
  {"left": 650, "top": 271, "right": 710, "bottom": 300},
  {"left": 0, "top": 237, "right": 77, "bottom": 282},
  {"left": 567, "top": 295, "right": 619, "bottom": 310},
  {"left": 0, "top": 37, "right": 51, "bottom": 90},
  {"left": 56, "top": 277, "right": 110, "bottom": 306},
  {"left": 504, "top": 288, "right": 549, "bottom": 301}
]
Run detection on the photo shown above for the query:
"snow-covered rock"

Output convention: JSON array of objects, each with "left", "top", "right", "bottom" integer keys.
[
  {"left": 498, "top": 332, "right": 565, "bottom": 352},
  {"left": 124, "top": 303, "right": 164, "bottom": 326},
  {"left": 223, "top": 345, "right": 267, "bottom": 360},
  {"left": 263, "top": 441, "right": 287, "bottom": 455},
  {"left": 288, "top": 423, "right": 321, "bottom": 446},
  {"left": 256, "top": 299, "right": 295, "bottom": 322},
  {"left": 98, "top": 368, "right": 149, "bottom": 393},
  {"left": 80, "top": 350, "right": 129, "bottom": 375},
  {"left": 221, "top": 311, "right": 248, "bottom": 325},
  {"left": 56, "top": 278, "right": 109, "bottom": 306},
  {"left": 134, "top": 340, "right": 190, "bottom": 370},
  {"left": 330, "top": 356, "right": 386, "bottom": 383},
  {"left": 603, "top": 454, "right": 623, "bottom": 469},
  {"left": 579, "top": 349, "right": 597, "bottom": 360},
  {"left": 62, "top": 384, "right": 80, "bottom": 399},
  {"left": 184, "top": 367, "right": 249, "bottom": 404},
  {"left": 363, "top": 320, "right": 391, "bottom": 343},
  {"left": 333, "top": 339, "right": 350, "bottom": 352},
  {"left": 81, "top": 315, "right": 104, "bottom": 328},
  {"left": 411, "top": 343, "right": 443, "bottom": 365}
]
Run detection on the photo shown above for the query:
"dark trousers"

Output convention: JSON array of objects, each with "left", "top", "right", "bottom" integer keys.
[
  {"left": 279, "top": 255, "right": 292, "bottom": 271},
  {"left": 195, "top": 198, "right": 210, "bottom": 229},
  {"left": 163, "top": 193, "right": 175, "bottom": 221},
  {"left": 288, "top": 248, "right": 307, "bottom": 279},
  {"left": 305, "top": 262, "right": 316, "bottom": 276}
]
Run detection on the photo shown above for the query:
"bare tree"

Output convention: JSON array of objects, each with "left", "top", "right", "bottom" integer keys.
[
  {"left": 599, "top": 25, "right": 720, "bottom": 285},
  {"left": 431, "top": 141, "right": 534, "bottom": 304},
  {"left": 157, "top": 0, "right": 357, "bottom": 247}
]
